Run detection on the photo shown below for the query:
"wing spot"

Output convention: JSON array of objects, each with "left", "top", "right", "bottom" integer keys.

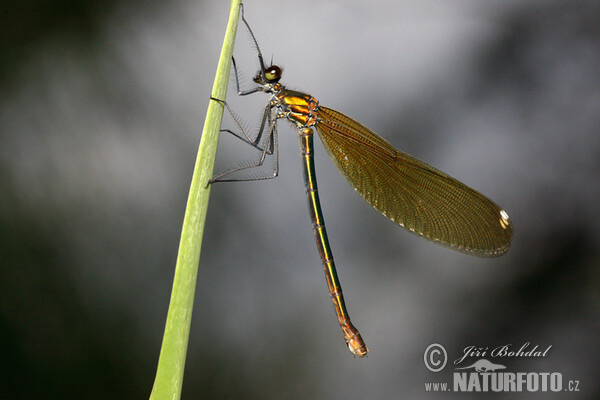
[{"left": 499, "top": 209, "right": 510, "bottom": 230}]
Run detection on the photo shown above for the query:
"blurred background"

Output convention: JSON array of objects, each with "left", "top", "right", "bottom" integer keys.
[{"left": 1, "top": 0, "right": 599, "bottom": 398}]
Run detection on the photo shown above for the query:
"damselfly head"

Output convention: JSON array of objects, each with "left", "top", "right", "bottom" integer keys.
[{"left": 255, "top": 65, "right": 282, "bottom": 84}]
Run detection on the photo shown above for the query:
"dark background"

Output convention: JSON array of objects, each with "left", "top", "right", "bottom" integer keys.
[{"left": 1, "top": 0, "right": 598, "bottom": 399}]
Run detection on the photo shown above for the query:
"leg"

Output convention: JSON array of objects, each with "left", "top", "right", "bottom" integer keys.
[
  {"left": 210, "top": 96, "right": 273, "bottom": 153},
  {"left": 207, "top": 4, "right": 279, "bottom": 185},
  {"left": 238, "top": 3, "right": 267, "bottom": 86},
  {"left": 208, "top": 104, "right": 279, "bottom": 184}
]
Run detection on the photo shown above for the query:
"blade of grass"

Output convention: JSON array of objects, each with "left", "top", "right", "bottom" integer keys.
[{"left": 150, "top": 1, "right": 241, "bottom": 398}]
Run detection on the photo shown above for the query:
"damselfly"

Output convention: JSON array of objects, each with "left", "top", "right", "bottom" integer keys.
[{"left": 209, "top": 4, "right": 513, "bottom": 357}]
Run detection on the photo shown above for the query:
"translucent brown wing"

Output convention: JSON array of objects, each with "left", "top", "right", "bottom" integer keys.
[{"left": 316, "top": 106, "right": 512, "bottom": 257}]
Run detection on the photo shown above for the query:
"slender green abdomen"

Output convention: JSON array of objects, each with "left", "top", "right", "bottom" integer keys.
[{"left": 298, "top": 127, "right": 368, "bottom": 357}]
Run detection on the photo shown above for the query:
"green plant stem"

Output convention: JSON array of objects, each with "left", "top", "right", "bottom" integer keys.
[{"left": 150, "top": 1, "right": 241, "bottom": 398}]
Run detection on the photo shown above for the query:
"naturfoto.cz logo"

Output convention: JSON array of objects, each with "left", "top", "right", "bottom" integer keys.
[{"left": 423, "top": 343, "right": 580, "bottom": 393}]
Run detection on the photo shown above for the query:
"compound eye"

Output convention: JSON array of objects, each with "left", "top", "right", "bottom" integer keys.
[{"left": 264, "top": 65, "right": 282, "bottom": 82}]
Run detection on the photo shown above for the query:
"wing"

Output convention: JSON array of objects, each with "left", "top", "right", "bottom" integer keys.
[{"left": 316, "top": 106, "right": 512, "bottom": 257}]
